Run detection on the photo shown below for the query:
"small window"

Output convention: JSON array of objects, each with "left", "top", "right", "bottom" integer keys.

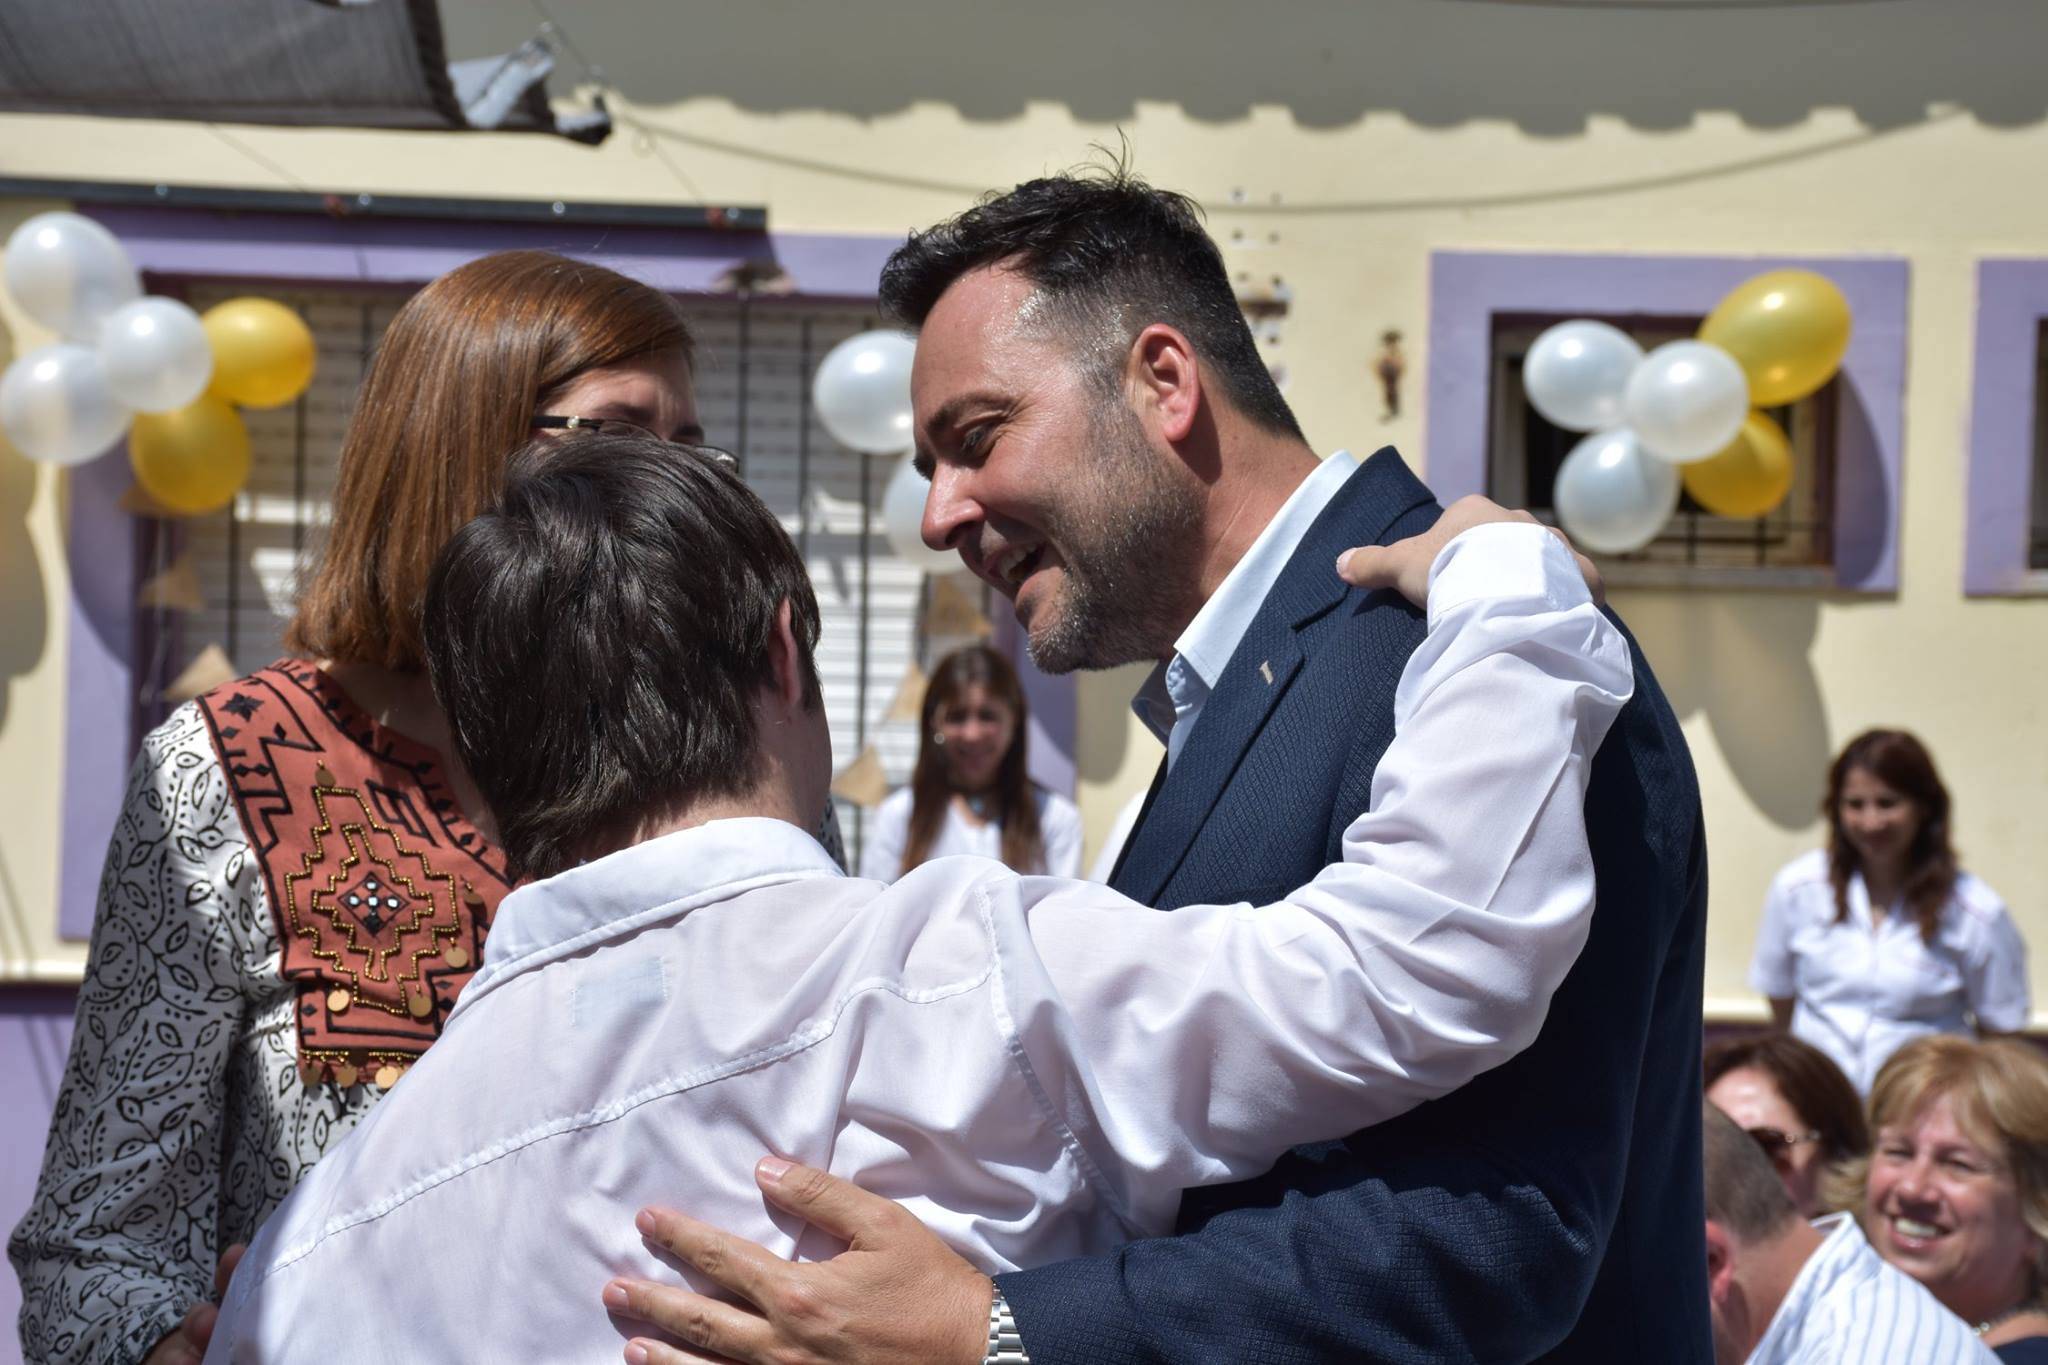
[
  {"left": 1489, "top": 313, "right": 1839, "bottom": 584},
  {"left": 2031, "top": 320, "right": 2048, "bottom": 571}
]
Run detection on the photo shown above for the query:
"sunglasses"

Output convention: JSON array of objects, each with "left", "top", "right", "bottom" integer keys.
[
  {"left": 532, "top": 414, "right": 737, "bottom": 468},
  {"left": 1748, "top": 1126, "right": 1823, "bottom": 1167}
]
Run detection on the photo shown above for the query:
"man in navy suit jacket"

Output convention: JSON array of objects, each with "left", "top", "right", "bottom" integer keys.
[{"left": 617, "top": 169, "right": 1711, "bottom": 1363}]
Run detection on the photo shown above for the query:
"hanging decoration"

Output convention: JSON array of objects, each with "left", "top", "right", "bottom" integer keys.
[
  {"left": 165, "top": 643, "right": 240, "bottom": 702},
  {"left": 136, "top": 551, "right": 206, "bottom": 612},
  {"left": 1525, "top": 269, "right": 1852, "bottom": 555},
  {"left": 829, "top": 744, "right": 891, "bottom": 807},
  {"left": 1, "top": 213, "right": 314, "bottom": 521},
  {"left": 883, "top": 660, "right": 930, "bottom": 724},
  {"left": 812, "top": 330, "right": 917, "bottom": 454},
  {"left": 923, "top": 574, "right": 993, "bottom": 640}
]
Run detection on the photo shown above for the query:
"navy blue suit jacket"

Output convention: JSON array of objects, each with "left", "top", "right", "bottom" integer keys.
[{"left": 995, "top": 449, "right": 1711, "bottom": 1362}]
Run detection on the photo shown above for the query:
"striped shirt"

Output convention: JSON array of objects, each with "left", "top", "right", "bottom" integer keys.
[{"left": 1750, "top": 1214, "right": 1995, "bottom": 1364}]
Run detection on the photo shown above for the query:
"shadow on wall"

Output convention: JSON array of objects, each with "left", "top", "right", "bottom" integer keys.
[
  {"left": 1619, "top": 592, "right": 1831, "bottom": 832},
  {"left": 0, "top": 320, "right": 51, "bottom": 732},
  {"left": 443, "top": 0, "right": 2048, "bottom": 135}
]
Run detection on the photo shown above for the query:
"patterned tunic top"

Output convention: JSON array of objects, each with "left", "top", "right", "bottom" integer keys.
[{"left": 8, "top": 663, "right": 516, "bottom": 1365}]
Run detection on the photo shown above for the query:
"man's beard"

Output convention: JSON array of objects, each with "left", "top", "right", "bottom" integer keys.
[{"left": 1023, "top": 405, "right": 1203, "bottom": 675}]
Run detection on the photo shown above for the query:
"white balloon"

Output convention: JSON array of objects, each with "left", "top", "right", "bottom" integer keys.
[
  {"left": 881, "top": 453, "right": 960, "bottom": 573},
  {"left": 1622, "top": 340, "right": 1749, "bottom": 464},
  {"left": 813, "top": 331, "right": 917, "bottom": 454},
  {"left": 1523, "top": 320, "right": 1644, "bottom": 433},
  {"left": 98, "top": 297, "right": 215, "bottom": 413},
  {"left": 0, "top": 344, "right": 131, "bottom": 466},
  {"left": 1553, "top": 427, "right": 1680, "bottom": 555},
  {"left": 3, "top": 212, "right": 143, "bottom": 342}
]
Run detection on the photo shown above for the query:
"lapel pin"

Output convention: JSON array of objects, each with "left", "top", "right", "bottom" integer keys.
[{"left": 1259, "top": 660, "right": 1274, "bottom": 686}]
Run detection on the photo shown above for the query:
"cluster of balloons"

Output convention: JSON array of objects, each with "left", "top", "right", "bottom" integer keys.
[
  {"left": 0, "top": 212, "right": 317, "bottom": 513},
  {"left": 1525, "top": 270, "right": 1852, "bottom": 554},
  {"left": 811, "top": 330, "right": 958, "bottom": 573}
]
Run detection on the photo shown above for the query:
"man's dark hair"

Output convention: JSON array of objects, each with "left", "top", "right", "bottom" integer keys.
[
  {"left": 878, "top": 164, "right": 1305, "bottom": 443},
  {"left": 423, "top": 433, "right": 822, "bottom": 880},
  {"left": 1703, "top": 1101, "right": 1800, "bottom": 1244}
]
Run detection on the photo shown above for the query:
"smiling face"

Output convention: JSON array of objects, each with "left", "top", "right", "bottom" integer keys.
[
  {"left": 1866, "top": 1091, "right": 2038, "bottom": 1319},
  {"left": 1707, "top": 1067, "right": 1827, "bottom": 1216},
  {"left": 1836, "top": 765, "right": 1922, "bottom": 876},
  {"left": 910, "top": 265, "right": 1204, "bottom": 674},
  {"left": 538, "top": 349, "right": 704, "bottom": 446},
  {"left": 934, "top": 681, "right": 1017, "bottom": 794}
]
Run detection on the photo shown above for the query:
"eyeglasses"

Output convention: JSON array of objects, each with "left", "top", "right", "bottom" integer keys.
[
  {"left": 1748, "top": 1126, "right": 1824, "bottom": 1168},
  {"left": 532, "top": 414, "right": 738, "bottom": 468}
]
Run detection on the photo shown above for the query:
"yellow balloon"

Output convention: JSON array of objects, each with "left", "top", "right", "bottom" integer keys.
[
  {"left": 1698, "top": 269, "right": 1851, "bottom": 407},
  {"left": 1682, "top": 410, "right": 1795, "bottom": 520},
  {"left": 130, "top": 395, "right": 252, "bottom": 515},
  {"left": 202, "top": 297, "right": 316, "bottom": 409}
]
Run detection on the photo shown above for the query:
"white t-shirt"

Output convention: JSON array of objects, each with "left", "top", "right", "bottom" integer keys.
[
  {"left": 1750, "top": 848, "right": 2030, "bottom": 1094},
  {"left": 859, "top": 784, "right": 1083, "bottom": 880}
]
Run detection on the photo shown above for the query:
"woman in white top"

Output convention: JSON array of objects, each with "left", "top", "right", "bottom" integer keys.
[
  {"left": 860, "top": 644, "right": 1083, "bottom": 880},
  {"left": 1752, "top": 728, "right": 2030, "bottom": 1095}
]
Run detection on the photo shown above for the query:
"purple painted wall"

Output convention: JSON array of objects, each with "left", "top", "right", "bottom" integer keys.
[
  {"left": 1966, "top": 260, "right": 2048, "bottom": 595},
  {"left": 1, "top": 986, "right": 79, "bottom": 1365},
  {"left": 1426, "top": 251, "right": 1909, "bottom": 593}
]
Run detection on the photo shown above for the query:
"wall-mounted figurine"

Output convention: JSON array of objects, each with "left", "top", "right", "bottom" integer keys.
[{"left": 1374, "top": 328, "right": 1406, "bottom": 421}]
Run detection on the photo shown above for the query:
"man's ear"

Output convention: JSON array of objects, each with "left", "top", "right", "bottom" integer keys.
[
  {"left": 766, "top": 598, "right": 805, "bottom": 715},
  {"left": 1704, "top": 1220, "right": 1737, "bottom": 1306},
  {"left": 1127, "top": 323, "right": 1201, "bottom": 444}
]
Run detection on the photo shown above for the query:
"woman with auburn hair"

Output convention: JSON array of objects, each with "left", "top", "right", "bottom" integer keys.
[
  {"left": 1750, "top": 728, "right": 2030, "bottom": 1096},
  {"left": 860, "top": 643, "right": 1083, "bottom": 880},
  {"left": 1705, "top": 1031, "right": 1870, "bottom": 1217},
  {"left": 9, "top": 251, "right": 716, "bottom": 1365},
  {"left": 1834, "top": 1035, "right": 2048, "bottom": 1359}
]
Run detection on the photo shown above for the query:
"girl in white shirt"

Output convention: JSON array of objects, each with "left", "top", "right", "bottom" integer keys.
[
  {"left": 1751, "top": 728, "right": 2030, "bottom": 1095},
  {"left": 860, "top": 644, "right": 1083, "bottom": 880}
]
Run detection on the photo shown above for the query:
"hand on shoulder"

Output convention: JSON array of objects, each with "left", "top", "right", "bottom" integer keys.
[{"left": 1335, "top": 495, "right": 1603, "bottom": 609}]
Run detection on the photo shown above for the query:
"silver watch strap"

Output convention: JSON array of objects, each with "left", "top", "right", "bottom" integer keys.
[{"left": 985, "top": 1286, "right": 1031, "bottom": 1364}]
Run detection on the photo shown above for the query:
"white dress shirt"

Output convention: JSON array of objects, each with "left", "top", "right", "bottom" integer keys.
[
  {"left": 1133, "top": 449, "right": 1360, "bottom": 769},
  {"left": 207, "top": 525, "right": 1630, "bottom": 1364},
  {"left": 1751, "top": 849, "right": 2030, "bottom": 1094},
  {"left": 858, "top": 786, "right": 1083, "bottom": 880},
  {"left": 1747, "top": 1213, "right": 1994, "bottom": 1364}
]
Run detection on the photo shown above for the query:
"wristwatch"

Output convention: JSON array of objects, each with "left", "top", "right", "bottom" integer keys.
[{"left": 984, "top": 1286, "right": 1031, "bottom": 1364}]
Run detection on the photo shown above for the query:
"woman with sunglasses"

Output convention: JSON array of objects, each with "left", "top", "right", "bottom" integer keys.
[
  {"left": 1836, "top": 1036, "right": 2048, "bottom": 1360},
  {"left": 1706, "top": 1032, "right": 1870, "bottom": 1217},
  {"left": 9, "top": 251, "right": 720, "bottom": 1365},
  {"left": 1750, "top": 729, "right": 2030, "bottom": 1097}
]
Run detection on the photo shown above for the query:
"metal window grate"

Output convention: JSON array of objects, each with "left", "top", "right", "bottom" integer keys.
[
  {"left": 1488, "top": 313, "right": 1838, "bottom": 576},
  {"left": 147, "top": 284, "right": 950, "bottom": 870}
]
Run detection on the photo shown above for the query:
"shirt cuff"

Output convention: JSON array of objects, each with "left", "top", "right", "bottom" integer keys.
[{"left": 1426, "top": 522, "right": 1588, "bottom": 632}]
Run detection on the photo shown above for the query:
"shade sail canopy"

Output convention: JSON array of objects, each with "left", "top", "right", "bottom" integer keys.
[{"left": 0, "top": 0, "right": 609, "bottom": 142}]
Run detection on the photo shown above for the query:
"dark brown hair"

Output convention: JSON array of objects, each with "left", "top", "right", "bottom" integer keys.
[
  {"left": 1704, "top": 1032, "right": 1871, "bottom": 1174},
  {"left": 1824, "top": 728, "right": 1959, "bottom": 944},
  {"left": 902, "top": 645, "right": 1045, "bottom": 875},
  {"left": 877, "top": 163, "right": 1304, "bottom": 444},
  {"left": 423, "top": 432, "right": 820, "bottom": 881},
  {"left": 288, "top": 250, "right": 696, "bottom": 672}
]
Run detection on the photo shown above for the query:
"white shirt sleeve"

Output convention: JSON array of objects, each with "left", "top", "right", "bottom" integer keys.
[
  {"left": 1751, "top": 863, "right": 1803, "bottom": 999},
  {"left": 1038, "top": 793, "right": 1084, "bottom": 879},
  {"left": 999, "top": 522, "right": 1634, "bottom": 1231},
  {"left": 857, "top": 790, "right": 911, "bottom": 882},
  {"left": 1961, "top": 885, "right": 2031, "bottom": 1033}
]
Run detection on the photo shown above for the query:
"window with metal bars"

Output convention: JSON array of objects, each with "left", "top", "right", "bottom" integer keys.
[
  {"left": 139, "top": 284, "right": 978, "bottom": 870},
  {"left": 1489, "top": 313, "right": 1839, "bottom": 585}
]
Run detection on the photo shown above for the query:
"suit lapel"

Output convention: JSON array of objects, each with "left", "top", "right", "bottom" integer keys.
[{"left": 1109, "top": 448, "right": 1438, "bottom": 907}]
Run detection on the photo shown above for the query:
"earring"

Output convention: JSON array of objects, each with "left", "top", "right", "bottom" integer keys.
[{"left": 931, "top": 733, "right": 946, "bottom": 746}]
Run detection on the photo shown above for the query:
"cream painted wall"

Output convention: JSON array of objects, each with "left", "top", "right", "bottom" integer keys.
[{"left": 2, "top": 0, "right": 2045, "bottom": 1016}]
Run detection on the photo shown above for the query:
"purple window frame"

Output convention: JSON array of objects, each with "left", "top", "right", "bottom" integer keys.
[
  {"left": 55, "top": 206, "right": 1074, "bottom": 940},
  {"left": 1966, "top": 260, "right": 2048, "bottom": 596},
  {"left": 1426, "top": 250, "right": 1908, "bottom": 593}
]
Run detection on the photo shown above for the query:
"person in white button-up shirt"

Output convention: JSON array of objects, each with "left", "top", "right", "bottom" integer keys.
[
  {"left": 1751, "top": 729, "right": 2029, "bottom": 1096},
  {"left": 206, "top": 436, "right": 1628, "bottom": 1364}
]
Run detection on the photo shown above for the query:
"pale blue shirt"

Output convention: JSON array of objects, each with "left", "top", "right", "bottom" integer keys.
[
  {"left": 1133, "top": 450, "right": 1361, "bottom": 771},
  {"left": 1748, "top": 1213, "right": 1994, "bottom": 1364}
]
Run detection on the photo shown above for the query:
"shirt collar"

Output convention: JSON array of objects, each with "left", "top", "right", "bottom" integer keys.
[
  {"left": 459, "top": 817, "right": 843, "bottom": 1009},
  {"left": 1133, "top": 450, "right": 1359, "bottom": 743}
]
